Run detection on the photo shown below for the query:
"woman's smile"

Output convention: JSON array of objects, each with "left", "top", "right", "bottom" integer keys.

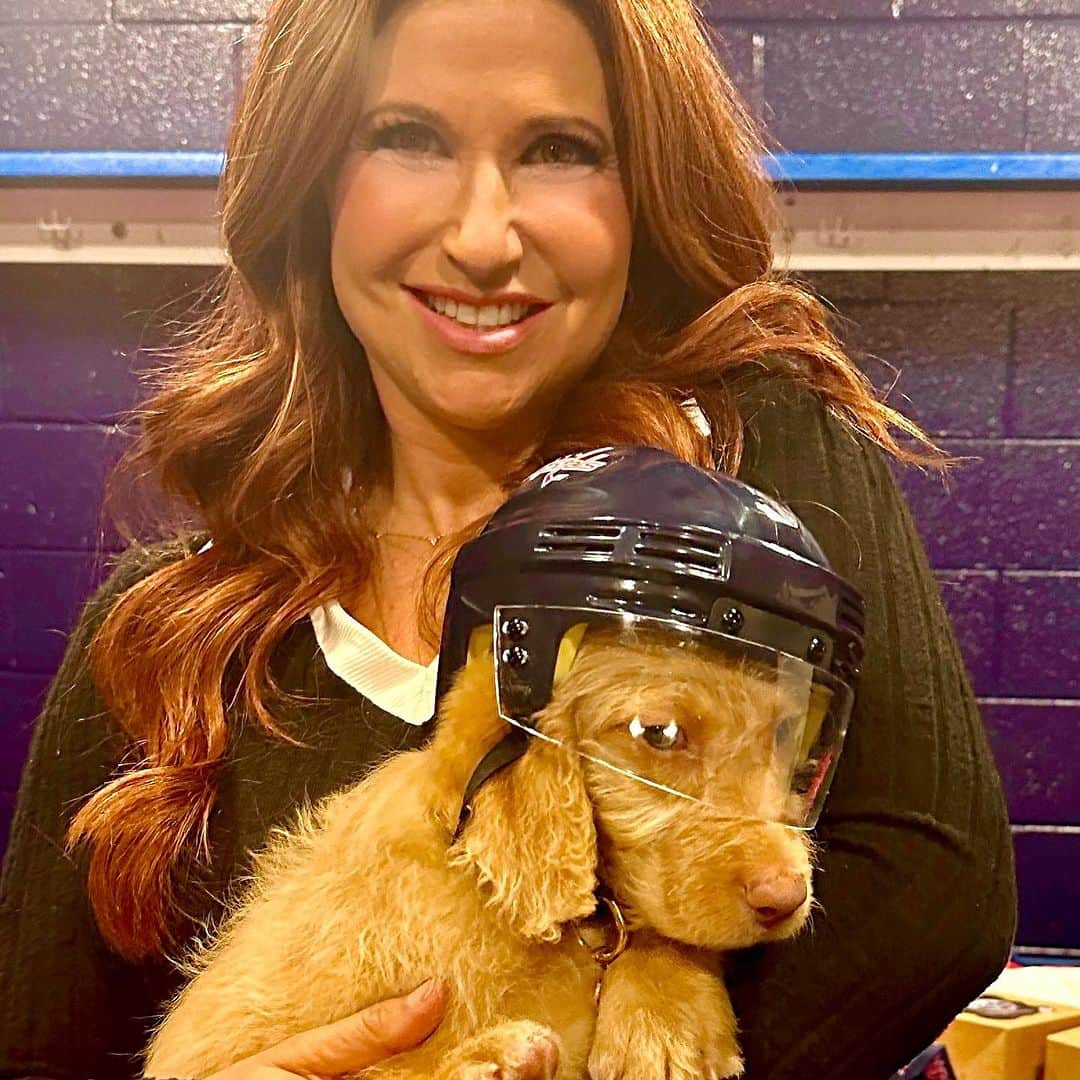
[{"left": 403, "top": 285, "right": 553, "bottom": 356}]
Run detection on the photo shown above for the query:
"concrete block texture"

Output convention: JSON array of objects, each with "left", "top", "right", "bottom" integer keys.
[
  {"left": 839, "top": 300, "right": 1010, "bottom": 438},
  {"left": 906, "top": 1, "right": 1080, "bottom": 17},
  {"left": 0, "top": 26, "right": 116, "bottom": 149},
  {"left": 0, "top": 553, "right": 11, "bottom": 669},
  {"left": 1024, "top": 22, "right": 1080, "bottom": 150},
  {"left": 0, "top": 264, "right": 210, "bottom": 423},
  {"left": 763, "top": 21, "right": 1025, "bottom": 152},
  {"left": 800, "top": 269, "right": 888, "bottom": 303},
  {"left": 0, "top": 671, "right": 47, "bottom": 861},
  {"left": 3, "top": 549, "right": 103, "bottom": 674},
  {"left": 236, "top": 18, "right": 264, "bottom": 90},
  {"left": 114, "top": 0, "right": 265, "bottom": 21},
  {"left": 705, "top": 1, "right": 894, "bottom": 17},
  {"left": 1013, "top": 300, "right": 1080, "bottom": 437},
  {"left": 983, "top": 701, "right": 1080, "bottom": 823},
  {"left": 999, "top": 572, "right": 1079, "bottom": 696},
  {"left": 704, "top": 21, "right": 757, "bottom": 112},
  {"left": 885, "top": 271, "right": 1079, "bottom": 305},
  {"left": 0, "top": 422, "right": 125, "bottom": 549},
  {"left": 3, "top": 1, "right": 1080, "bottom": 155},
  {"left": 0, "top": 0, "right": 106, "bottom": 22},
  {"left": 896, "top": 440, "right": 1080, "bottom": 570},
  {"left": 936, "top": 569, "right": 999, "bottom": 694},
  {"left": 0, "top": 678, "right": 47, "bottom": 787},
  {"left": 1, "top": 23, "right": 237, "bottom": 150},
  {"left": 935, "top": 568, "right": 1080, "bottom": 697}
]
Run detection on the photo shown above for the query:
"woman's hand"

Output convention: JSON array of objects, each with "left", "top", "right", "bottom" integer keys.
[{"left": 202, "top": 978, "right": 449, "bottom": 1079}]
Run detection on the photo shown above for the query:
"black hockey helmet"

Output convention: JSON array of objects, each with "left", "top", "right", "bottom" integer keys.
[{"left": 437, "top": 445, "right": 865, "bottom": 831}]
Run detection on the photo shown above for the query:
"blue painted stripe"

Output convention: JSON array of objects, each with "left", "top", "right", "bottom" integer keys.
[
  {"left": 0, "top": 151, "right": 225, "bottom": 179},
  {"left": 764, "top": 152, "right": 1080, "bottom": 184},
  {"left": 3, "top": 150, "right": 1080, "bottom": 183}
]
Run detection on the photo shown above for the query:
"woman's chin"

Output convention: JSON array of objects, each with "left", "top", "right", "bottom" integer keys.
[
  {"left": 435, "top": 404, "right": 543, "bottom": 438},
  {"left": 425, "top": 386, "right": 562, "bottom": 439}
]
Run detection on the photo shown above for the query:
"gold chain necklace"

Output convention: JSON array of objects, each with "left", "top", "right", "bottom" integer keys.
[{"left": 373, "top": 530, "right": 445, "bottom": 547}]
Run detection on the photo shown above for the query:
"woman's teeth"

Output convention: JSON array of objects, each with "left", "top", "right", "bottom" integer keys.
[{"left": 419, "top": 291, "right": 533, "bottom": 329}]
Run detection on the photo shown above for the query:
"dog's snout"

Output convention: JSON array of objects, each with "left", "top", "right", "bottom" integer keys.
[{"left": 743, "top": 873, "right": 808, "bottom": 926}]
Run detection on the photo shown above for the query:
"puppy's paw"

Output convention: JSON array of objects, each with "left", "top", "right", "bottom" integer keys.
[
  {"left": 587, "top": 1009, "right": 742, "bottom": 1080},
  {"left": 438, "top": 1019, "right": 561, "bottom": 1080},
  {"left": 588, "top": 942, "right": 744, "bottom": 1080}
]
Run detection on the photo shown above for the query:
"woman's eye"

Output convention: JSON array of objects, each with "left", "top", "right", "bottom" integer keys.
[
  {"left": 628, "top": 716, "right": 686, "bottom": 751},
  {"left": 368, "top": 121, "right": 439, "bottom": 154},
  {"left": 364, "top": 122, "right": 603, "bottom": 167},
  {"left": 529, "top": 133, "right": 605, "bottom": 167}
]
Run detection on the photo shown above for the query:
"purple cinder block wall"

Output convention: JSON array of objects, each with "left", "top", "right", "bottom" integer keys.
[
  {"left": 703, "top": 0, "right": 1080, "bottom": 154},
  {"left": 822, "top": 271, "right": 1080, "bottom": 955},
  {"left": 2, "top": 267, "right": 1078, "bottom": 956},
  {"left": 2, "top": 0, "right": 1079, "bottom": 956},
  {"left": 3, "top": 0, "right": 1080, "bottom": 151}
]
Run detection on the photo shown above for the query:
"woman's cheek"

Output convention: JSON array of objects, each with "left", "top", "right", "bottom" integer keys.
[{"left": 525, "top": 173, "right": 631, "bottom": 257}]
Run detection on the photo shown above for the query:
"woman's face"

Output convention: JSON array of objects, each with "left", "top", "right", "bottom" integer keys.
[{"left": 328, "top": 0, "right": 632, "bottom": 444}]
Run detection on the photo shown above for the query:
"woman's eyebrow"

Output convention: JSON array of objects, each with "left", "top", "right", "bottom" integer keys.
[{"left": 360, "top": 100, "right": 612, "bottom": 149}]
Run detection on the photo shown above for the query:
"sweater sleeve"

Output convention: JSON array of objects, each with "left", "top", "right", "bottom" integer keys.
[
  {"left": 0, "top": 539, "right": 197, "bottom": 1080},
  {"left": 727, "top": 376, "right": 1018, "bottom": 1079}
]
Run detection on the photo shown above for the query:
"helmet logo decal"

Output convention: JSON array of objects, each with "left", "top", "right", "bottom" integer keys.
[{"left": 526, "top": 447, "right": 616, "bottom": 489}]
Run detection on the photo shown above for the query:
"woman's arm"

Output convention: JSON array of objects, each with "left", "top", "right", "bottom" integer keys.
[
  {"left": 727, "top": 375, "right": 1017, "bottom": 1079},
  {"left": 0, "top": 539, "right": 195, "bottom": 1080}
]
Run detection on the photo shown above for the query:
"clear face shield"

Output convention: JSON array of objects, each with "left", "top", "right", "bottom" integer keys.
[{"left": 491, "top": 606, "right": 854, "bottom": 829}]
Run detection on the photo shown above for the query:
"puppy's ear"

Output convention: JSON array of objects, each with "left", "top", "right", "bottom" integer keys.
[{"left": 449, "top": 705, "right": 598, "bottom": 942}]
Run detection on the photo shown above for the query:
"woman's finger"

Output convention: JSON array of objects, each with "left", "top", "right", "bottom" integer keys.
[{"left": 255, "top": 978, "right": 448, "bottom": 1076}]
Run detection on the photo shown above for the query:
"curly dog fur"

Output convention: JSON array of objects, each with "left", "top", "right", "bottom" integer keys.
[{"left": 144, "top": 631, "right": 816, "bottom": 1079}]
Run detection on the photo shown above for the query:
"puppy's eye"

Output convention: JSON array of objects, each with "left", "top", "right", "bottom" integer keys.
[{"left": 628, "top": 716, "right": 686, "bottom": 751}]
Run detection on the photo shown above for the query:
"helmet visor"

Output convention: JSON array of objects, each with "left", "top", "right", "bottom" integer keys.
[{"left": 493, "top": 606, "right": 853, "bottom": 829}]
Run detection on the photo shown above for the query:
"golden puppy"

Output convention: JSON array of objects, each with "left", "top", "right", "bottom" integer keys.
[{"left": 144, "top": 629, "right": 816, "bottom": 1079}]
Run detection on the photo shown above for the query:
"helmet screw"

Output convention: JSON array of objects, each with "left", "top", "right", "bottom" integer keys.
[
  {"left": 807, "top": 636, "right": 826, "bottom": 663},
  {"left": 721, "top": 606, "right": 743, "bottom": 633},
  {"left": 502, "top": 617, "right": 529, "bottom": 641},
  {"left": 501, "top": 645, "right": 529, "bottom": 668}
]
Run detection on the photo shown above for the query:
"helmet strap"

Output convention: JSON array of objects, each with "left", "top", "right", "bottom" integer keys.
[{"left": 452, "top": 727, "right": 531, "bottom": 842}]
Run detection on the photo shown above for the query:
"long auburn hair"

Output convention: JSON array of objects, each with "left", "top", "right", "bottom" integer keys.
[{"left": 68, "top": 0, "right": 947, "bottom": 960}]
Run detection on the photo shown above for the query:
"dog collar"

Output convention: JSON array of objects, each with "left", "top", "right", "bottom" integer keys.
[
  {"left": 575, "top": 893, "right": 629, "bottom": 967},
  {"left": 576, "top": 893, "right": 630, "bottom": 1005}
]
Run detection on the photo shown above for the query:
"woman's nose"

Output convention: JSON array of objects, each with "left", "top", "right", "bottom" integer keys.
[
  {"left": 442, "top": 164, "right": 523, "bottom": 268},
  {"left": 743, "top": 873, "right": 808, "bottom": 926}
]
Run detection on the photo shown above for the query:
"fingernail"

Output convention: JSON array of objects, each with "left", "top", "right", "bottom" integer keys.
[{"left": 406, "top": 977, "right": 441, "bottom": 1004}]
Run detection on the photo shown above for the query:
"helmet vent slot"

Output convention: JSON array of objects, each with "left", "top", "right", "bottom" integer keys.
[
  {"left": 536, "top": 524, "right": 622, "bottom": 558},
  {"left": 633, "top": 527, "right": 730, "bottom": 580}
]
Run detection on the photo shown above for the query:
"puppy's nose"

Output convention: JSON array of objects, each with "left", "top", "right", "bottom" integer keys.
[{"left": 744, "top": 874, "right": 808, "bottom": 926}]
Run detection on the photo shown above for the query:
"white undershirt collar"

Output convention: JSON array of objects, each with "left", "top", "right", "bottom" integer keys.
[
  {"left": 194, "top": 537, "right": 437, "bottom": 725},
  {"left": 308, "top": 600, "right": 437, "bottom": 725}
]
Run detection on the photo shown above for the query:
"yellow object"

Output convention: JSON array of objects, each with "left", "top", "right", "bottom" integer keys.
[
  {"left": 798, "top": 680, "right": 833, "bottom": 759},
  {"left": 941, "top": 997, "right": 1080, "bottom": 1080},
  {"left": 467, "top": 623, "right": 494, "bottom": 662},
  {"left": 983, "top": 965, "right": 1080, "bottom": 1011},
  {"left": 552, "top": 622, "right": 588, "bottom": 684},
  {"left": 1045, "top": 1024, "right": 1080, "bottom": 1080}
]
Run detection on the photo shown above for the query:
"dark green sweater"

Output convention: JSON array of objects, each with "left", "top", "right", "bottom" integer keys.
[{"left": 0, "top": 377, "right": 1017, "bottom": 1080}]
